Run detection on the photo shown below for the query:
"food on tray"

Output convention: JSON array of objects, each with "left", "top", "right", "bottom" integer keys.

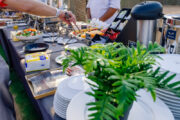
[
  {"left": 16, "top": 28, "right": 41, "bottom": 37},
  {"left": 0, "top": 18, "right": 12, "bottom": 26},
  {"left": 70, "top": 28, "right": 104, "bottom": 39},
  {"left": 81, "top": 30, "right": 104, "bottom": 39},
  {"left": 72, "top": 21, "right": 89, "bottom": 30},
  {"left": 0, "top": 22, "right": 6, "bottom": 26},
  {"left": 71, "top": 28, "right": 98, "bottom": 36},
  {"left": 90, "top": 18, "right": 110, "bottom": 29}
]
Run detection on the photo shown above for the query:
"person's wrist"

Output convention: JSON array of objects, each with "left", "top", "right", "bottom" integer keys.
[
  {"left": 99, "top": 17, "right": 104, "bottom": 22},
  {"left": 56, "top": 8, "right": 63, "bottom": 17}
]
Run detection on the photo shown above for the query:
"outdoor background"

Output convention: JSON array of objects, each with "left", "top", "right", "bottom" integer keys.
[
  {"left": 7, "top": 0, "right": 180, "bottom": 120},
  {"left": 121, "top": 0, "right": 180, "bottom": 8},
  {"left": 67, "top": 0, "right": 180, "bottom": 21}
]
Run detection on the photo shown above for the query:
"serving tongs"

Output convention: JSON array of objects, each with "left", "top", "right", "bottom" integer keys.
[{"left": 64, "top": 12, "right": 81, "bottom": 34}]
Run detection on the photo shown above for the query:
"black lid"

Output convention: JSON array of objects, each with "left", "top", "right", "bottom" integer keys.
[{"left": 131, "top": 1, "right": 163, "bottom": 20}]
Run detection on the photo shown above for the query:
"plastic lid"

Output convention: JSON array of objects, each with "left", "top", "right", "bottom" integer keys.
[{"left": 131, "top": 1, "right": 163, "bottom": 20}]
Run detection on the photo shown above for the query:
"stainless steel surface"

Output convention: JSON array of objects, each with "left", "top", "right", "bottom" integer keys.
[
  {"left": 160, "top": 14, "right": 180, "bottom": 54},
  {"left": 160, "top": 18, "right": 166, "bottom": 47},
  {"left": 137, "top": 20, "right": 157, "bottom": 47}
]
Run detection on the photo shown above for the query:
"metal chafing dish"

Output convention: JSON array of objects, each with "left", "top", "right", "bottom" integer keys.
[
  {"left": 160, "top": 14, "right": 180, "bottom": 54},
  {"left": 131, "top": 1, "right": 163, "bottom": 47}
]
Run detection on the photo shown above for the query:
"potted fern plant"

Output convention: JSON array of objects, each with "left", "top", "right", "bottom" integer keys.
[{"left": 63, "top": 42, "right": 180, "bottom": 120}]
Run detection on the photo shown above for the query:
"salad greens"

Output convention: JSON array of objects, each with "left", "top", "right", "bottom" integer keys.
[{"left": 16, "top": 28, "right": 40, "bottom": 37}]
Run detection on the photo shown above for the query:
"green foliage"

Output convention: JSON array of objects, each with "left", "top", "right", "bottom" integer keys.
[
  {"left": 150, "top": 68, "right": 180, "bottom": 97},
  {"left": 0, "top": 45, "right": 40, "bottom": 120},
  {"left": 63, "top": 42, "right": 180, "bottom": 120},
  {"left": 9, "top": 70, "right": 41, "bottom": 120}
]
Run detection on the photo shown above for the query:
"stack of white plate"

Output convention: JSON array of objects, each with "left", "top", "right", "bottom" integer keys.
[
  {"left": 155, "top": 54, "right": 180, "bottom": 120},
  {"left": 156, "top": 88, "right": 180, "bottom": 119},
  {"left": 67, "top": 89, "right": 174, "bottom": 120},
  {"left": 53, "top": 75, "right": 90, "bottom": 119}
]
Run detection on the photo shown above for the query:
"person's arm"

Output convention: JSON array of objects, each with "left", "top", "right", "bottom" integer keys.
[
  {"left": 5, "top": 0, "right": 56, "bottom": 16},
  {"left": 99, "top": 8, "right": 118, "bottom": 22},
  {"left": 86, "top": 8, "right": 91, "bottom": 19},
  {"left": 3, "top": 0, "right": 76, "bottom": 23},
  {"left": 99, "top": 0, "right": 120, "bottom": 22},
  {"left": 86, "top": 0, "right": 91, "bottom": 20}
]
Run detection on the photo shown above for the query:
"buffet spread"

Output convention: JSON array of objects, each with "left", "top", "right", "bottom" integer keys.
[{"left": 1, "top": 2, "right": 180, "bottom": 120}]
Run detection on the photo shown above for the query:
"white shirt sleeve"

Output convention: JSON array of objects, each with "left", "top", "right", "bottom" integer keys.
[
  {"left": 86, "top": 0, "right": 91, "bottom": 8},
  {"left": 109, "top": 0, "right": 121, "bottom": 9}
]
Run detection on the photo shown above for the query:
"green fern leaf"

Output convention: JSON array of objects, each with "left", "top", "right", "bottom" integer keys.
[
  {"left": 157, "top": 71, "right": 169, "bottom": 82},
  {"left": 162, "top": 74, "right": 176, "bottom": 85},
  {"left": 168, "top": 81, "right": 180, "bottom": 88}
]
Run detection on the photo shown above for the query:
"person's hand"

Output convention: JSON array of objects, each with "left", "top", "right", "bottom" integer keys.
[
  {"left": 59, "top": 10, "right": 76, "bottom": 24},
  {"left": 66, "top": 66, "right": 84, "bottom": 76},
  {"left": 66, "top": 67, "right": 73, "bottom": 76}
]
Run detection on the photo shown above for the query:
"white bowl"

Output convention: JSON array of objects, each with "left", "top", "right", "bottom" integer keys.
[{"left": 16, "top": 34, "right": 42, "bottom": 41}]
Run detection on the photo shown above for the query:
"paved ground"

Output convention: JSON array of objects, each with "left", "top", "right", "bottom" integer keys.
[{"left": 163, "top": 5, "right": 180, "bottom": 14}]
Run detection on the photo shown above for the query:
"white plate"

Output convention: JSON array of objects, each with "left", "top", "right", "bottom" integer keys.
[
  {"left": 67, "top": 89, "right": 174, "bottom": 120},
  {"left": 174, "top": 113, "right": 180, "bottom": 117},
  {"left": 67, "top": 90, "right": 94, "bottom": 120},
  {"left": 128, "top": 90, "right": 174, "bottom": 120},
  {"left": 43, "top": 37, "right": 56, "bottom": 43},
  {"left": 56, "top": 75, "right": 89, "bottom": 100},
  {"left": 55, "top": 102, "right": 69, "bottom": 110},
  {"left": 55, "top": 54, "right": 67, "bottom": 64},
  {"left": 57, "top": 38, "right": 78, "bottom": 45},
  {"left": 156, "top": 54, "right": 180, "bottom": 74},
  {"left": 55, "top": 94, "right": 70, "bottom": 104},
  {"left": 55, "top": 79, "right": 74, "bottom": 100},
  {"left": 0, "top": 18, "right": 12, "bottom": 22},
  {"left": 168, "top": 107, "right": 180, "bottom": 114},
  {"left": 158, "top": 98, "right": 180, "bottom": 109},
  {"left": 16, "top": 34, "right": 42, "bottom": 41},
  {"left": 65, "top": 43, "right": 87, "bottom": 50},
  {"left": 54, "top": 84, "right": 70, "bottom": 119},
  {"left": 156, "top": 88, "right": 178, "bottom": 97},
  {"left": 168, "top": 105, "right": 180, "bottom": 112},
  {"left": 7, "top": 23, "right": 27, "bottom": 27},
  {"left": 156, "top": 91, "right": 180, "bottom": 104},
  {"left": 43, "top": 32, "right": 59, "bottom": 37},
  {"left": 57, "top": 38, "right": 70, "bottom": 45},
  {"left": 68, "top": 39, "right": 78, "bottom": 44},
  {"left": 54, "top": 75, "right": 90, "bottom": 119},
  {"left": 127, "top": 99, "right": 154, "bottom": 120}
]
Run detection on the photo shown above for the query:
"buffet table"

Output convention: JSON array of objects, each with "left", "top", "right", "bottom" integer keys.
[
  {"left": 0, "top": 23, "right": 179, "bottom": 120},
  {"left": 0, "top": 26, "right": 75, "bottom": 120}
]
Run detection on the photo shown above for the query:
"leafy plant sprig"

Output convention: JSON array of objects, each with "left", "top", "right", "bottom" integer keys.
[{"left": 63, "top": 42, "right": 180, "bottom": 120}]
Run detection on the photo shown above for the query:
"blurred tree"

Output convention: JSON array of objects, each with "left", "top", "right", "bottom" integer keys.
[
  {"left": 67, "top": 0, "right": 180, "bottom": 21},
  {"left": 68, "top": 0, "right": 87, "bottom": 21},
  {"left": 121, "top": 0, "right": 180, "bottom": 8}
]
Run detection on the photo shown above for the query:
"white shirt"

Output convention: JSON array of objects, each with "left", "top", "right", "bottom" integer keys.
[{"left": 87, "top": 0, "right": 121, "bottom": 24}]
